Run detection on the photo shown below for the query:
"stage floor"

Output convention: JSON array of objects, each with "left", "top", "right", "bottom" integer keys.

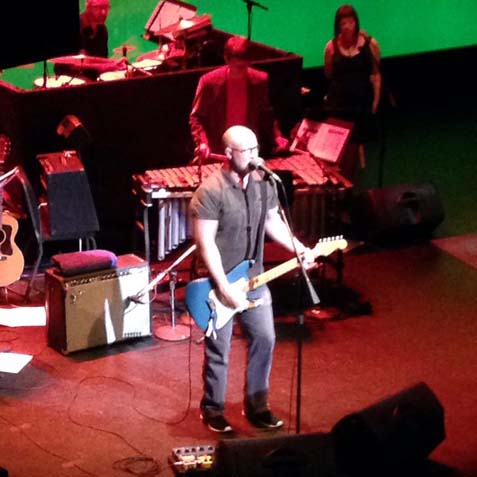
[{"left": 0, "top": 240, "right": 476, "bottom": 477}]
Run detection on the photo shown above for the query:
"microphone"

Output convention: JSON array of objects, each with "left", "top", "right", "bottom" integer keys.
[{"left": 248, "top": 158, "right": 282, "bottom": 182}]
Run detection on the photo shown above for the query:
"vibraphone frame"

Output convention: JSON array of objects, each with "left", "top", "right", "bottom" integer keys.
[{"left": 133, "top": 154, "right": 352, "bottom": 263}]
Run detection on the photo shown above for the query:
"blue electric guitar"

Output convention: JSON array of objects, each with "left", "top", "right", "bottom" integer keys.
[{"left": 185, "top": 236, "right": 348, "bottom": 336}]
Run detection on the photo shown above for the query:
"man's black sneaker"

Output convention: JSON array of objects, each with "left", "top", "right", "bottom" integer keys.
[
  {"left": 201, "top": 414, "right": 233, "bottom": 433},
  {"left": 243, "top": 410, "right": 284, "bottom": 429}
]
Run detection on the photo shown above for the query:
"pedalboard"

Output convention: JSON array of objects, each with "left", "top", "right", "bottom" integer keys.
[{"left": 170, "top": 444, "right": 215, "bottom": 474}]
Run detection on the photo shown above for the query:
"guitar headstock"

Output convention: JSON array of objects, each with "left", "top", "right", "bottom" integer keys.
[
  {"left": 0, "top": 134, "right": 12, "bottom": 173},
  {"left": 312, "top": 235, "right": 348, "bottom": 258}
]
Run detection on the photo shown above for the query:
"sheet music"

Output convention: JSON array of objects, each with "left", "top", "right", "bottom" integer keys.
[
  {"left": 145, "top": 0, "right": 197, "bottom": 36},
  {"left": 290, "top": 119, "right": 351, "bottom": 163},
  {"left": 0, "top": 352, "right": 33, "bottom": 374},
  {"left": 308, "top": 123, "right": 350, "bottom": 163}
]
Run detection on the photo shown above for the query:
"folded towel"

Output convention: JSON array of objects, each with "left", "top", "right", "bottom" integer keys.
[{"left": 52, "top": 250, "right": 118, "bottom": 276}]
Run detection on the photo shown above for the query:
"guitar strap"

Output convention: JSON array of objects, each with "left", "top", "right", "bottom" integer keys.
[{"left": 251, "top": 180, "right": 268, "bottom": 262}]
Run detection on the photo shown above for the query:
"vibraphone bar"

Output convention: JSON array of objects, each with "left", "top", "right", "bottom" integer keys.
[{"left": 132, "top": 153, "right": 352, "bottom": 262}]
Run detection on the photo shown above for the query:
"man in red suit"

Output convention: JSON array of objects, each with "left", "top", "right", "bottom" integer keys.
[{"left": 190, "top": 36, "right": 287, "bottom": 160}]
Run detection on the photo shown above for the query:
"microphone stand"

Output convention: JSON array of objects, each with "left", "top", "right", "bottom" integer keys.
[
  {"left": 270, "top": 175, "right": 320, "bottom": 434},
  {"left": 243, "top": 0, "right": 269, "bottom": 40},
  {"left": 42, "top": 60, "right": 48, "bottom": 88}
]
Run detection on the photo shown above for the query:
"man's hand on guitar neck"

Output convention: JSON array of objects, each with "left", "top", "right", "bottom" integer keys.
[{"left": 293, "top": 238, "right": 316, "bottom": 269}]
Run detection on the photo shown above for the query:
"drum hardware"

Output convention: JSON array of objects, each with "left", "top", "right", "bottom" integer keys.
[
  {"left": 49, "top": 54, "right": 118, "bottom": 69},
  {"left": 33, "top": 75, "right": 86, "bottom": 89},
  {"left": 112, "top": 44, "right": 137, "bottom": 55}
]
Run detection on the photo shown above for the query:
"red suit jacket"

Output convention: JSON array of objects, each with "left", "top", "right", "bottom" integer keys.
[{"left": 189, "top": 66, "right": 280, "bottom": 156}]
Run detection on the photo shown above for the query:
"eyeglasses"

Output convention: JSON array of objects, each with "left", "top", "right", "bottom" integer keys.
[{"left": 231, "top": 145, "right": 259, "bottom": 154}]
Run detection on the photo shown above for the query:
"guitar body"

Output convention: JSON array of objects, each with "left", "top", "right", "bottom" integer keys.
[
  {"left": 185, "top": 260, "right": 251, "bottom": 332},
  {"left": 0, "top": 134, "right": 25, "bottom": 287},
  {"left": 185, "top": 237, "right": 348, "bottom": 335},
  {"left": 0, "top": 212, "right": 25, "bottom": 287}
]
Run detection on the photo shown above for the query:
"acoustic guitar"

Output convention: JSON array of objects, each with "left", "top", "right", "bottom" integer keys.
[{"left": 0, "top": 134, "right": 24, "bottom": 287}]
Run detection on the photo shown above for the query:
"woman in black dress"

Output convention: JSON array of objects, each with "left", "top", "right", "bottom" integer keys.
[{"left": 324, "top": 4, "right": 381, "bottom": 175}]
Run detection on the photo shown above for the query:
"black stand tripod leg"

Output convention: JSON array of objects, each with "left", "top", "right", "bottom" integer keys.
[{"left": 295, "top": 312, "right": 305, "bottom": 434}]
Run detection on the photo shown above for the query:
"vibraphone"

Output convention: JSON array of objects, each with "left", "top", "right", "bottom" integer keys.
[{"left": 132, "top": 153, "right": 352, "bottom": 262}]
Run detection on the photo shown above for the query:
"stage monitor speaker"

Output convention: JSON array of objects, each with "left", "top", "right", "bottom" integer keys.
[
  {"left": 45, "top": 254, "right": 151, "bottom": 354},
  {"left": 332, "top": 382, "right": 446, "bottom": 476},
  {"left": 213, "top": 432, "right": 336, "bottom": 477},
  {"left": 350, "top": 183, "right": 444, "bottom": 242},
  {"left": 37, "top": 150, "right": 99, "bottom": 239}
]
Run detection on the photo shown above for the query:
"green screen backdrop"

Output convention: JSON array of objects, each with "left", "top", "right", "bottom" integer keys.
[{"left": 2, "top": 0, "right": 477, "bottom": 89}]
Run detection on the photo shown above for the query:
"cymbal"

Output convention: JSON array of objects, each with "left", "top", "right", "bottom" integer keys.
[
  {"left": 113, "top": 44, "right": 136, "bottom": 54},
  {"left": 49, "top": 54, "right": 116, "bottom": 68}
]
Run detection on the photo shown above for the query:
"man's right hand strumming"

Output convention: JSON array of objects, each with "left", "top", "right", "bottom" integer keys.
[{"left": 216, "top": 282, "right": 248, "bottom": 310}]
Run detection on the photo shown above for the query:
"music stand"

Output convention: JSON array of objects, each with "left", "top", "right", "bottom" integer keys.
[
  {"left": 144, "top": 0, "right": 197, "bottom": 41},
  {"left": 290, "top": 117, "right": 353, "bottom": 164}
]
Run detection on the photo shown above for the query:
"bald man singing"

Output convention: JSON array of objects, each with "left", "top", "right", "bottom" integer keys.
[{"left": 189, "top": 125, "right": 312, "bottom": 433}]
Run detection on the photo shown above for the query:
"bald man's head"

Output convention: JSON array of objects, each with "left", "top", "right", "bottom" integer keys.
[{"left": 222, "top": 126, "right": 259, "bottom": 177}]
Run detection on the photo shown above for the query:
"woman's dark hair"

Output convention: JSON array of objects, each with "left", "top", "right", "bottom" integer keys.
[{"left": 334, "top": 4, "right": 360, "bottom": 38}]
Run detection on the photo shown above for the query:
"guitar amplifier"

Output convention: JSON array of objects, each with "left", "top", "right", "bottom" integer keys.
[{"left": 45, "top": 254, "right": 151, "bottom": 354}]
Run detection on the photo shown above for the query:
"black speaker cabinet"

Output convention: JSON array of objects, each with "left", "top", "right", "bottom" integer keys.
[
  {"left": 213, "top": 432, "right": 336, "bottom": 477},
  {"left": 332, "top": 382, "right": 445, "bottom": 475},
  {"left": 350, "top": 183, "right": 444, "bottom": 241},
  {"left": 45, "top": 254, "right": 151, "bottom": 354},
  {"left": 37, "top": 150, "right": 99, "bottom": 239}
]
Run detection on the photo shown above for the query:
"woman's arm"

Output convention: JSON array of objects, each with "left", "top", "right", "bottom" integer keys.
[
  {"left": 369, "top": 37, "right": 382, "bottom": 114},
  {"left": 323, "top": 40, "right": 334, "bottom": 79}
]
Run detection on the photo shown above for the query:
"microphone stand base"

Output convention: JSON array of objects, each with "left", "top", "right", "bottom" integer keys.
[
  {"left": 305, "top": 306, "right": 340, "bottom": 321},
  {"left": 154, "top": 323, "right": 190, "bottom": 341}
]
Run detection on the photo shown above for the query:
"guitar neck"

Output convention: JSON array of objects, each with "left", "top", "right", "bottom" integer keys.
[
  {"left": 246, "top": 238, "right": 347, "bottom": 291},
  {"left": 247, "top": 255, "right": 301, "bottom": 291},
  {"left": 1, "top": 133, "right": 11, "bottom": 223}
]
